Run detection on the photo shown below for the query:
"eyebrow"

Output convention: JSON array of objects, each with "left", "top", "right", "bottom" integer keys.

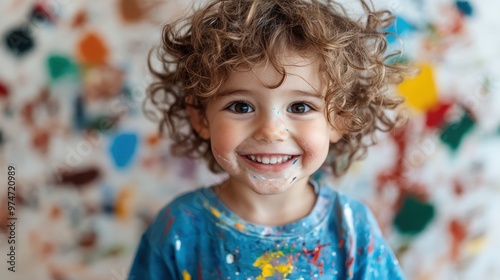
[{"left": 216, "top": 88, "right": 324, "bottom": 99}]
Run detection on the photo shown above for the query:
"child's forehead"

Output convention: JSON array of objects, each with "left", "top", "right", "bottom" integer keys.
[{"left": 216, "top": 53, "right": 324, "bottom": 97}]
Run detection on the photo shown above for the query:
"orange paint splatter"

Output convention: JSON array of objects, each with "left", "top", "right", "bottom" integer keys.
[
  {"left": 147, "top": 134, "right": 161, "bottom": 146},
  {"left": 234, "top": 223, "right": 245, "bottom": 231},
  {"left": 449, "top": 219, "right": 467, "bottom": 261},
  {"left": 77, "top": 32, "right": 108, "bottom": 65}
]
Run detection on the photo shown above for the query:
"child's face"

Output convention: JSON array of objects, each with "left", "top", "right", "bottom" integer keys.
[{"left": 192, "top": 52, "right": 342, "bottom": 195}]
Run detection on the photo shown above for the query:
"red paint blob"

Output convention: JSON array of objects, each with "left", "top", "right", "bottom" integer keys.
[
  {"left": 426, "top": 101, "right": 453, "bottom": 129},
  {"left": 0, "top": 81, "right": 8, "bottom": 98}
]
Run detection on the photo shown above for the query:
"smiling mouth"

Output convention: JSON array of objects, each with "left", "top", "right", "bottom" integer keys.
[{"left": 244, "top": 155, "right": 296, "bottom": 165}]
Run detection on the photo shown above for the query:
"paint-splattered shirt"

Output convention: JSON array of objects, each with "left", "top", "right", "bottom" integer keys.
[{"left": 129, "top": 180, "right": 405, "bottom": 279}]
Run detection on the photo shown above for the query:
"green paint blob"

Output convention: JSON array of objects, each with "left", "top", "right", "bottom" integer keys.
[
  {"left": 440, "top": 112, "right": 475, "bottom": 151},
  {"left": 394, "top": 196, "right": 435, "bottom": 235},
  {"left": 47, "top": 54, "right": 78, "bottom": 81}
]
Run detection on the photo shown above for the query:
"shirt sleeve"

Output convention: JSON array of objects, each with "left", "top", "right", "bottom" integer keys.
[
  {"left": 353, "top": 207, "right": 406, "bottom": 280},
  {"left": 128, "top": 234, "right": 177, "bottom": 280}
]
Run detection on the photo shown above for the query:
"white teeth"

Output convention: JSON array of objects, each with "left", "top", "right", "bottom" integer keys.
[{"left": 246, "top": 155, "right": 293, "bottom": 165}]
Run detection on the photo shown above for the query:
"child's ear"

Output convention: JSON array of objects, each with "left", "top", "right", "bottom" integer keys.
[
  {"left": 329, "top": 126, "right": 342, "bottom": 143},
  {"left": 328, "top": 114, "right": 344, "bottom": 143},
  {"left": 186, "top": 97, "right": 210, "bottom": 140}
]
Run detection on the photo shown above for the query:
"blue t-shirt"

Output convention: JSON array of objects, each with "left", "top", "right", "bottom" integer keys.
[{"left": 129, "top": 180, "right": 405, "bottom": 279}]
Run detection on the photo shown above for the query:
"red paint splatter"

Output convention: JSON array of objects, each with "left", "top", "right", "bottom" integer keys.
[
  {"left": 0, "top": 80, "right": 8, "bottom": 98},
  {"left": 32, "top": 129, "right": 50, "bottom": 154},
  {"left": 338, "top": 239, "right": 345, "bottom": 248},
  {"left": 198, "top": 261, "right": 204, "bottom": 280},
  {"left": 72, "top": 10, "right": 87, "bottom": 28},
  {"left": 303, "top": 244, "right": 327, "bottom": 274},
  {"left": 449, "top": 219, "right": 467, "bottom": 261},
  {"left": 345, "top": 257, "right": 354, "bottom": 267},
  {"left": 376, "top": 127, "right": 430, "bottom": 211},
  {"left": 367, "top": 232, "right": 374, "bottom": 254},
  {"left": 32, "top": 3, "right": 56, "bottom": 24},
  {"left": 454, "top": 180, "right": 464, "bottom": 196},
  {"left": 163, "top": 216, "right": 174, "bottom": 235},
  {"left": 425, "top": 101, "right": 453, "bottom": 129}
]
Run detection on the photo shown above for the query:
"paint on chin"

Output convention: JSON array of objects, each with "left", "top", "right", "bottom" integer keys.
[
  {"left": 241, "top": 160, "right": 304, "bottom": 195},
  {"left": 212, "top": 147, "right": 304, "bottom": 195}
]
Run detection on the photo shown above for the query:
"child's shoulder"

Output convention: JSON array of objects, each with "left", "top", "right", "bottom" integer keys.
[
  {"left": 320, "top": 182, "right": 382, "bottom": 237},
  {"left": 143, "top": 187, "right": 213, "bottom": 242}
]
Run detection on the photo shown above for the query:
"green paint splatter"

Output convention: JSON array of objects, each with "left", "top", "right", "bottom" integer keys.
[
  {"left": 47, "top": 54, "right": 78, "bottom": 81},
  {"left": 394, "top": 196, "right": 435, "bottom": 235},
  {"left": 439, "top": 111, "right": 475, "bottom": 151}
]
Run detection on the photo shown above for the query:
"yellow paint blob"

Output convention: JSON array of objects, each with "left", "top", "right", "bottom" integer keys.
[
  {"left": 210, "top": 207, "right": 221, "bottom": 217},
  {"left": 182, "top": 270, "right": 191, "bottom": 280},
  {"left": 253, "top": 251, "right": 293, "bottom": 279},
  {"left": 397, "top": 63, "right": 438, "bottom": 112},
  {"left": 466, "top": 236, "right": 488, "bottom": 256},
  {"left": 115, "top": 185, "right": 135, "bottom": 221}
]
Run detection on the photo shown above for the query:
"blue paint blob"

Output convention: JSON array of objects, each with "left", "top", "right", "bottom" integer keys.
[
  {"left": 292, "top": 158, "right": 298, "bottom": 165},
  {"left": 4, "top": 25, "right": 35, "bottom": 56},
  {"left": 110, "top": 132, "right": 138, "bottom": 169},
  {"left": 385, "top": 16, "right": 415, "bottom": 44},
  {"left": 455, "top": 1, "right": 473, "bottom": 16},
  {"left": 73, "top": 95, "right": 86, "bottom": 130}
]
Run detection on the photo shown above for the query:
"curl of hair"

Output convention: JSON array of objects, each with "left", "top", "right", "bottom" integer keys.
[{"left": 144, "top": 0, "right": 412, "bottom": 176}]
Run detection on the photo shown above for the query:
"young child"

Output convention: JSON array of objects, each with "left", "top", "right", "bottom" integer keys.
[{"left": 130, "top": 0, "right": 409, "bottom": 279}]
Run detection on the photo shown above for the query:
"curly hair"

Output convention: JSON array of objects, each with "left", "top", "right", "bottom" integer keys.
[{"left": 144, "top": 0, "right": 410, "bottom": 176}]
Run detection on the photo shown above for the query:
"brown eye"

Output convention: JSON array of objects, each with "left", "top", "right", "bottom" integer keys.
[
  {"left": 227, "top": 102, "right": 254, "bottom": 113},
  {"left": 287, "top": 103, "right": 312, "bottom": 114}
]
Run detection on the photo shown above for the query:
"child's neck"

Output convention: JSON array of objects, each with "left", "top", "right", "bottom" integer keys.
[{"left": 214, "top": 177, "right": 317, "bottom": 226}]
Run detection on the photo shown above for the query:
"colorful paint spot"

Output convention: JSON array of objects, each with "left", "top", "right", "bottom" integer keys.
[
  {"left": 71, "top": 10, "right": 88, "bottom": 28},
  {"left": 4, "top": 26, "right": 35, "bottom": 56},
  {"left": 425, "top": 101, "right": 453, "bottom": 129},
  {"left": 394, "top": 196, "right": 435, "bottom": 235},
  {"left": 253, "top": 251, "right": 293, "bottom": 279},
  {"left": 0, "top": 80, "right": 9, "bottom": 98},
  {"left": 182, "top": 270, "right": 191, "bottom": 280},
  {"left": 47, "top": 54, "right": 78, "bottom": 81},
  {"left": 397, "top": 63, "right": 439, "bottom": 112},
  {"left": 440, "top": 111, "right": 475, "bottom": 151},
  {"left": 210, "top": 207, "right": 221, "bottom": 217},
  {"left": 234, "top": 223, "right": 245, "bottom": 231},
  {"left": 385, "top": 16, "right": 415, "bottom": 44},
  {"left": 455, "top": 1, "right": 473, "bottom": 16},
  {"left": 77, "top": 32, "right": 109, "bottom": 65},
  {"left": 110, "top": 132, "right": 138, "bottom": 169},
  {"left": 114, "top": 185, "right": 135, "bottom": 220},
  {"left": 31, "top": 3, "right": 56, "bottom": 24},
  {"left": 57, "top": 167, "right": 101, "bottom": 187},
  {"left": 119, "top": 0, "right": 146, "bottom": 23}
]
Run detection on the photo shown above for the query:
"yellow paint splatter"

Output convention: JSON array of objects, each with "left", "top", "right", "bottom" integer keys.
[
  {"left": 234, "top": 223, "right": 245, "bottom": 231},
  {"left": 253, "top": 251, "right": 293, "bottom": 279},
  {"left": 182, "top": 270, "right": 191, "bottom": 280},
  {"left": 466, "top": 236, "right": 488, "bottom": 256},
  {"left": 397, "top": 63, "right": 438, "bottom": 112},
  {"left": 210, "top": 207, "right": 221, "bottom": 217},
  {"left": 115, "top": 185, "right": 135, "bottom": 221}
]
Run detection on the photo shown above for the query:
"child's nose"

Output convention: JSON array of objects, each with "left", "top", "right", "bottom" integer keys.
[{"left": 252, "top": 114, "right": 289, "bottom": 143}]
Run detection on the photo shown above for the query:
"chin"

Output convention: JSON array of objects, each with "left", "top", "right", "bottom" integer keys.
[{"left": 245, "top": 177, "right": 295, "bottom": 195}]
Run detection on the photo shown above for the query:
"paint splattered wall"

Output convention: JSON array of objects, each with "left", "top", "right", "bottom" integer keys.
[{"left": 0, "top": 0, "right": 499, "bottom": 279}]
